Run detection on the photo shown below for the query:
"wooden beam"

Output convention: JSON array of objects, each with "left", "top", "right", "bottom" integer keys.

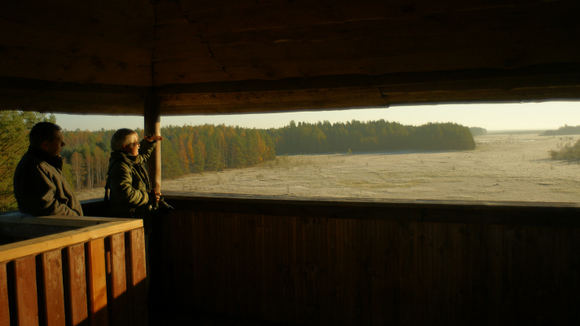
[
  {"left": 0, "top": 77, "right": 145, "bottom": 115},
  {"left": 144, "top": 90, "right": 162, "bottom": 194},
  {"left": 155, "top": 66, "right": 580, "bottom": 114}
]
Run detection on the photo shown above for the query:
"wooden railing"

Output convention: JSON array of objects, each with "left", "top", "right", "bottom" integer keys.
[
  {"left": 0, "top": 215, "right": 147, "bottom": 326},
  {"left": 158, "top": 195, "right": 580, "bottom": 325}
]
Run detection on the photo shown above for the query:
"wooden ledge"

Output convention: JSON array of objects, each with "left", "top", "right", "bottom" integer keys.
[{"left": 0, "top": 216, "right": 142, "bottom": 263}]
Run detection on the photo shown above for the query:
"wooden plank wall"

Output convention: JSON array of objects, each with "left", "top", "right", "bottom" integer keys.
[
  {"left": 0, "top": 227, "right": 147, "bottom": 326},
  {"left": 160, "top": 197, "right": 580, "bottom": 325}
]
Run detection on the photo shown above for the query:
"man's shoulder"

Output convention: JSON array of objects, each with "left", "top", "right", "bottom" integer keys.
[
  {"left": 16, "top": 152, "right": 57, "bottom": 175},
  {"left": 16, "top": 151, "right": 40, "bottom": 171}
]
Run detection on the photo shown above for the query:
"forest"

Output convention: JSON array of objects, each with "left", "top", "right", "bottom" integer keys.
[
  {"left": 469, "top": 127, "right": 487, "bottom": 136},
  {"left": 272, "top": 120, "right": 475, "bottom": 154},
  {"left": 542, "top": 125, "right": 580, "bottom": 136},
  {"left": 0, "top": 111, "right": 57, "bottom": 212},
  {"left": 0, "top": 111, "right": 476, "bottom": 212}
]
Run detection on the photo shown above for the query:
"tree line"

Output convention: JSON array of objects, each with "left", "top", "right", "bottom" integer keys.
[
  {"left": 541, "top": 125, "right": 580, "bottom": 136},
  {"left": 60, "top": 124, "right": 277, "bottom": 188},
  {"left": 270, "top": 120, "right": 475, "bottom": 154},
  {"left": 469, "top": 127, "right": 487, "bottom": 136},
  {"left": 0, "top": 110, "right": 477, "bottom": 212}
]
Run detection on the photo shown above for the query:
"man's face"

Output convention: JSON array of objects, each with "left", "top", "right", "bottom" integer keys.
[{"left": 41, "top": 130, "right": 65, "bottom": 157}]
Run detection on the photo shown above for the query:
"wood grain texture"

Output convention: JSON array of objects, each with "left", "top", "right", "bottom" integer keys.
[
  {"left": 41, "top": 250, "right": 66, "bottom": 326},
  {"left": 159, "top": 196, "right": 580, "bottom": 325},
  {"left": 0, "top": 263, "right": 9, "bottom": 326},
  {"left": 0, "top": 218, "right": 142, "bottom": 263},
  {"left": 108, "top": 233, "right": 128, "bottom": 326},
  {"left": 65, "top": 244, "right": 88, "bottom": 326},
  {"left": 0, "top": 1, "right": 153, "bottom": 86},
  {"left": 127, "top": 228, "right": 148, "bottom": 326},
  {"left": 86, "top": 239, "right": 108, "bottom": 326},
  {"left": 13, "top": 256, "right": 38, "bottom": 326},
  {"left": 1, "top": 0, "right": 580, "bottom": 115}
]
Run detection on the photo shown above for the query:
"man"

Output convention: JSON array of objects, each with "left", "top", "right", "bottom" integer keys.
[{"left": 13, "top": 122, "right": 83, "bottom": 216}]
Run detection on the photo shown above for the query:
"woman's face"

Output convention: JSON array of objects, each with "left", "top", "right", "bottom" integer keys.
[{"left": 123, "top": 133, "right": 140, "bottom": 156}]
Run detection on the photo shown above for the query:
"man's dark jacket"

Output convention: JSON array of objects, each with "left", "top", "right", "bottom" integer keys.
[
  {"left": 13, "top": 148, "right": 83, "bottom": 216},
  {"left": 105, "top": 140, "right": 156, "bottom": 218}
]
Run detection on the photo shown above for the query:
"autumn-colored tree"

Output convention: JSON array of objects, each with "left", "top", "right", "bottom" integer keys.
[{"left": 0, "top": 111, "right": 56, "bottom": 212}]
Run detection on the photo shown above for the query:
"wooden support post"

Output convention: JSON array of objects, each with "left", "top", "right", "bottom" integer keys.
[{"left": 144, "top": 90, "right": 161, "bottom": 194}]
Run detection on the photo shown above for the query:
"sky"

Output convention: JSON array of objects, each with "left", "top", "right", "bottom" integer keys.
[{"left": 53, "top": 101, "right": 580, "bottom": 132}]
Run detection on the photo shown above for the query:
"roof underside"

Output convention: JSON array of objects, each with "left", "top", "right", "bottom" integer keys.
[{"left": 1, "top": 0, "right": 579, "bottom": 115}]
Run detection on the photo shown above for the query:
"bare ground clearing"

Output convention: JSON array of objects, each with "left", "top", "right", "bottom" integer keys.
[{"left": 79, "top": 133, "right": 580, "bottom": 203}]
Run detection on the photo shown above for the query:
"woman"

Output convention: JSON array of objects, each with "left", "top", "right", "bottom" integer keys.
[{"left": 105, "top": 128, "right": 162, "bottom": 218}]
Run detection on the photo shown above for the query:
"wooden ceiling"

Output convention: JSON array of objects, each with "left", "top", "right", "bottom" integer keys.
[{"left": 0, "top": 0, "right": 579, "bottom": 115}]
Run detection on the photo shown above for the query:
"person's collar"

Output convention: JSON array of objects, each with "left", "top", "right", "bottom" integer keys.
[
  {"left": 112, "top": 150, "right": 141, "bottom": 164},
  {"left": 29, "top": 147, "right": 63, "bottom": 170}
]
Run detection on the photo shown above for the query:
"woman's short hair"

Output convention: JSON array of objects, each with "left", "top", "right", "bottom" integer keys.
[
  {"left": 111, "top": 128, "right": 138, "bottom": 151},
  {"left": 29, "top": 122, "right": 61, "bottom": 148}
]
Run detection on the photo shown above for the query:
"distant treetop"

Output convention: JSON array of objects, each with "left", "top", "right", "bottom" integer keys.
[
  {"left": 541, "top": 125, "right": 580, "bottom": 136},
  {"left": 469, "top": 127, "right": 487, "bottom": 136}
]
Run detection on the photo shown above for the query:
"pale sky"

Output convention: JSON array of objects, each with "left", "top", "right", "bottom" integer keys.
[{"left": 54, "top": 101, "right": 580, "bottom": 132}]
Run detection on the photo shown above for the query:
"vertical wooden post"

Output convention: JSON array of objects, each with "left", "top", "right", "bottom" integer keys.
[
  {"left": 41, "top": 250, "right": 66, "bottom": 326},
  {"left": 127, "top": 228, "right": 148, "bottom": 326},
  {"left": 0, "top": 263, "right": 9, "bottom": 326},
  {"left": 108, "top": 233, "right": 128, "bottom": 326},
  {"left": 144, "top": 90, "right": 161, "bottom": 194},
  {"left": 14, "top": 256, "right": 38, "bottom": 326},
  {"left": 65, "top": 244, "right": 88, "bottom": 326},
  {"left": 87, "top": 239, "right": 108, "bottom": 326}
]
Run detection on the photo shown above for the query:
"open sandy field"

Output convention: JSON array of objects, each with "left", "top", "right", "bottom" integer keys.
[{"left": 79, "top": 133, "right": 580, "bottom": 204}]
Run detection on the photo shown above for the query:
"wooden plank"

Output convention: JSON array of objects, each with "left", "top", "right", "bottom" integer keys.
[
  {"left": 168, "top": 0, "right": 575, "bottom": 36},
  {"left": 13, "top": 256, "right": 39, "bottom": 326},
  {"left": 41, "top": 250, "right": 66, "bottom": 326},
  {"left": 0, "top": 215, "right": 125, "bottom": 228},
  {"left": 108, "top": 233, "right": 128, "bottom": 326},
  {"left": 0, "top": 215, "right": 119, "bottom": 242},
  {"left": 0, "top": 85, "right": 144, "bottom": 115},
  {"left": 87, "top": 239, "right": 108, "bottom": 326},
  {"left": 0, "top": 263, "right": 9, "bottom": 326},
  {"left": 0, "top": 219, "right": 143, "bottom": 263},
  {"left": 128, "top": 229, "right": 147, "bottom": 286},
  {"left": 127, "top": 228, "right": 148, "bottom": 326},
  {"left": 65, "top": 244, "right": 88, "bottom": 326}
]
